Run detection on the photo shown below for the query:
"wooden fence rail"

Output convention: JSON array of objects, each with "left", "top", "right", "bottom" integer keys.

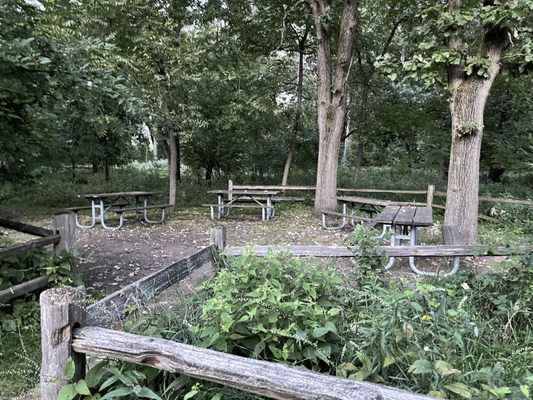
[
  {"left": 229, "top": 180, "right": 533, "bottom": 207},
  {"left": 223, "top": 244, "right": 532, "bottom": 258},
  {"left": 0, "top": 212, "right": 76, "bottom": 303},
  {"left": 40, "top": 286, "right": 433, "bottom": 400}
]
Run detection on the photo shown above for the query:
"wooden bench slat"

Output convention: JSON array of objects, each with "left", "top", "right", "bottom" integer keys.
[
  {"left": 413, "top": 207, "right": 433, "bottom": 226},
  {"left": 393, "top": 207, "right": 416, "bottom": 225},
  {"left": 375, "top": 206, "right": 400, "bottom": 224}
]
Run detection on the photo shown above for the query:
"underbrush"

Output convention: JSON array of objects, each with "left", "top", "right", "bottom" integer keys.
[
  {"left": 0, "top": 251, "right": 80, "bottom": 399},
  {"left": 78, "top": 249, "right": 532, "bottom": 400}
]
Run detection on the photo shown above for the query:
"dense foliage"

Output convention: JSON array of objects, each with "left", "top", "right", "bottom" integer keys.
[{"left": 69, "top": 247, "right": 532, "bottom": 400}]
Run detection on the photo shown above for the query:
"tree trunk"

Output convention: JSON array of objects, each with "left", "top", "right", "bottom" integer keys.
[
  {"left": 103, "top": 162, "right": 110, "bottom": 182},
  {"left": 444, "top": 0, "right": 510, "bottom": 242},
  {"left": 310, "top": 0, "right": 359, "bottom": 212},
  {"left": 282, "top": 25, "right": 309, "bottom": 186},
  {"left": 168, "top": 128, "right": 178, "bottom": 206}
]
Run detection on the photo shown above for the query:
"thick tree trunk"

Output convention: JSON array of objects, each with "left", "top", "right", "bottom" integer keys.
[
  {"left": 168, "top": 128, "right": 178, "bottom": 206},
  {"left": 444, "top": 0, "right": 509, "bottom": 242},
  {"left": 310, "top": 0, "right": 358, "bottom": 212}
]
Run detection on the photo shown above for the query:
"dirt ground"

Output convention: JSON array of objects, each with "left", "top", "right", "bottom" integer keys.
[{"left": 1, "top": 205, "right": 505, "bottom": 297}]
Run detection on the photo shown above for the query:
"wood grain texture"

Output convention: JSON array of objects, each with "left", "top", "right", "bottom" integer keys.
[
  {"left": 0, "top": 234, "right": 61, "bottom": 261},
  {"left": 0, "top": 275, "right": 49, "bottom": 303},
  {"left": 0, "top": 217, "right": 53, "bottom": 237},
  {"left": 40, "top": 287, "right": 86, "bottom": 400},
  {"left": 224, "top": 245, "right": 531, "bottom": 257},
  {"left": 86, "top": 246, "right": 213, "bottom": 327},
  {"left": 72, "top": 326, "right": 433, "bottom": 400},
  {"left": 54, "top": 212, "right": 77, "bottom": 255}
]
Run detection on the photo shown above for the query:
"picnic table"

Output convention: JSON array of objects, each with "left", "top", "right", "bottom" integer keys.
[
  {"left": 375, "top": 205, "right": 433, "bottom": 274},
  {"left": 204, "top": 190, "right": 278, "bottom": 221},
  {"left": 66, "top": 191, "right": 171, "bottom": 230}
]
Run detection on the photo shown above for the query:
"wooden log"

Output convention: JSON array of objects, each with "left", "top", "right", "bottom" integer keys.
[
  {"left": 40, "top": 287, "right": 86, "bottom": 400},
  {"left": 0, "top": 275, "right": 49, "bottom": 304},
  {"left": 214, "top": 225, "right": 226, "bottom": 251},
  {"left": 0, "top": 234, "right": 61, "bottom": 261},
  {"left": 224, "top": 244, "right": 532, "bottom": 258},
  {"left": 86, "top": 246, "right": 213, "bottom": 327},
  {"left": 72, "top": 326, "right": 433, "bottom": 400},
  {"left": 0, "top": 217, "right": 53, "bottom": 237},
  {"left": 54, "top": 212, "right": 77, "bottom": 256}
]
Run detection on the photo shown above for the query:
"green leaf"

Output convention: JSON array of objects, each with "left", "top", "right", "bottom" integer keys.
[
  {"left": 408, "top": 359, "right": 433, "bottom": 375},
  {"left": 100, "top": 386, "right": 134, "bottom": 400},
  {"left": 74, "top": 380, "right": 91, "bottom": 395},
  {"left": 520, "top": 385, "right": 530, "bottom": 398},
  {"left": 65, "top": 358, "right": 75, "bottom": 380},
  {"left": 57, "top": 384, "right": 77, "bottom": 400},
  {"left": 183, "top": 389, "right": 198, "bottom": 400},
  {"left": 85, "top": 362, "right": 109, "bottom": 388},
  {"left": 137, "top": 386, "right": 163, "bottom": 399},
  {"left": 434, "top": 360, "right": 460, "bottom": 377},
  {"left": 444, "top": 382, "right": 472, "bottom": 399}
]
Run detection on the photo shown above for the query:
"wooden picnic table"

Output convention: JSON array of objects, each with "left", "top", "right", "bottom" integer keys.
[
  {"left": 69, "top": 191, "right": 168, "bottom": 230},
  {"left": 205, "top": 190, "right": 279, "bottom": 221},
  {"left": 375, "top": 205, "right": 433, "bottom": 274}
]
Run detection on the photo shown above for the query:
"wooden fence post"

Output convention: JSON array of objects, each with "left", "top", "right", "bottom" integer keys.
[
  {"left": 53, "top": 211, "right": 76, "bottom": 256},
  {"left": 40, "top": 287, "right": 86, "bottom": 400},
  {"left": 214, "top": 225, "right": 227, "bottom": 251},
  {"left": 426, "top": 184, "right": 435, "bottom": 208},
  {"left": 228, "top": 179, "right": 233, "bottom": 201}
]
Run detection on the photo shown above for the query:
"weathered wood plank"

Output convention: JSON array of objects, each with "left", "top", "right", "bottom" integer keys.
[
  {"left": 0, "top": 234, "right": 61, "bottom": 261},
  {"left": 0, "top": 275, "right": 49, "bottom": 304},
  {"left": 54, "top": 212, "right": 77, "bottom": 255},
  {"left": 374, "top": 206, "right": 400, "bottom": 224},
  {"left": 233, "top": 184, "right": 316, "bottom": 191},
  {"left": 338, "top": 188, "right": 428, "bottom": 195},
  {"left": 86, "top": 246, "right": 213, "bottom": 327},
  {"left": 413, "top": 207, "right": 433, "bottom": 226},
  {"left": 0, "top": 217, "right": 53, "bottom": 237},
  {"left": 72, "top": 326, "right": 433, "bottom": 400},
  {"left": 393, "top": 207, "right": 417, "bottom": 226},
  {"left": 41, "top": 287, "right": 86, "bottom": 400},
  {"left": 224, "top": 245, "right": 531, "bottom": 257}
]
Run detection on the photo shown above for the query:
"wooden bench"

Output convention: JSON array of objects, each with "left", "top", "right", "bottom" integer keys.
[
  {"left": 203, "top": 203, "right": 274, "bottom": 221},
  {"left": 114, "top": 204, "right": 172, "bottom": 224},
  {"left": 319, "top": 210, "right": 376, "bottom": 230}
]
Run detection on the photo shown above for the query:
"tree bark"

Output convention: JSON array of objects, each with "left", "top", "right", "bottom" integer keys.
[
  {"left": 310, "top": 0, "right": 359, "bottom": 212},
  {"left": 444, "top": 0, "right": 510, "bottom": 242},
  {"left": 282, "top": 25, "right": 309, "bottom": 186},
  {"left": 168, "top": 128, "right": 178, "bottom": 206}
]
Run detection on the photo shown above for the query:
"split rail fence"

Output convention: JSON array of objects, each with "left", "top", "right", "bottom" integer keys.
[
  {"left": 29, "top": 217, "right": 530, "bottom": 400},
  {"left": 0, "top": 212, "right": 75, "bottom": 303},
  {"left": 39, "top": 225, "right": 439, "bottom": 400},
  {"left": 228, "top": 180, "right": 533, "bottom": 217}
]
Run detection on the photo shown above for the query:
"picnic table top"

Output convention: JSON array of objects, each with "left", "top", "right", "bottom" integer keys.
[
  {"left": 207, "top": 190, "right": 280, "bottom": 196},
  {"left": 81, "top": 191, "right": 160, "bottom": 199},
  {"left": 375, "top": 205, "right": 433, "bottom": 227},
  {"left": 335, "top": 195, "right": 392, "bottom": 207}
]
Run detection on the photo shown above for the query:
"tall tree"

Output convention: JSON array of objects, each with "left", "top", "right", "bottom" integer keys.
[
  {"left": 306, "top": 0, "right": 359, "bottom": 212},
  {"left": 380, "top": 0, "right": 532, "bottom": 241}
]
